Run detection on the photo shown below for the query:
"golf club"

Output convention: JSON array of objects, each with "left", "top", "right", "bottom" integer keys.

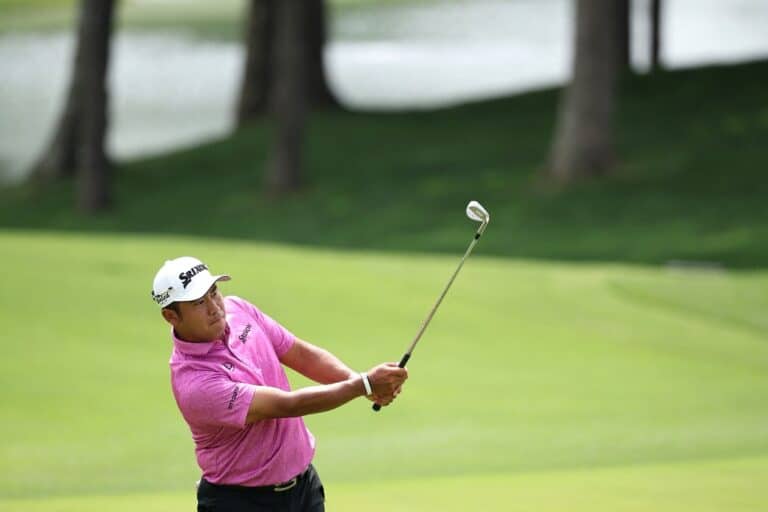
[{"left": 373, "top": 200, "right": 490, "bottom": 412}]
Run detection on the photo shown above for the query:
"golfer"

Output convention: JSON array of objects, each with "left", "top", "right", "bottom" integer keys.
[{"left": 151, "top": 256, "right": 408, "bottom": 511}]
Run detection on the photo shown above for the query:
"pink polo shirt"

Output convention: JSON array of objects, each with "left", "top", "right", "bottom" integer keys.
[{"left": 169, "top": 295, "right": 315, "bottom": 486}]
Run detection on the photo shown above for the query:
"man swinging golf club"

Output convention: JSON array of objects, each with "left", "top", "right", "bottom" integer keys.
[{"left": 151, "top": 257, "right": 408, "bottom": 511}]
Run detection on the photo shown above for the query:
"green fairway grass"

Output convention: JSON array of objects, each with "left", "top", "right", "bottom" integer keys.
[
  {"left": 1, "top": 231, "right": 766, "bottom": 510},
  {"left": 3, "top": 456, "right": 767, "bottom": 511}
]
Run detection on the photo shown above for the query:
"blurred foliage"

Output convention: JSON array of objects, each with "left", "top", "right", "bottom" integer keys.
[{"left": 2, "top": 60, "right": 767, "bottom": 267}]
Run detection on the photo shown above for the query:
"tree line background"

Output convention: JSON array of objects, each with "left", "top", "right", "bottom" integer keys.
[{"left": 32, "top": 0, "right": 666, "bottom": 213}]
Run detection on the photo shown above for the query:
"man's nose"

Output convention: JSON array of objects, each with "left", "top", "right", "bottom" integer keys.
[{"left": 205, "top": 296, "right": 220, "bottom": 315}]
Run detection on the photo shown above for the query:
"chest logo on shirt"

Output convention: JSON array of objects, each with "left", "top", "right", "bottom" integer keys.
[
  {"left": 238, "top": 324, "right": 252, "bottom": 343},
  {"left": 223, "top": 362, "right": 234, "bottom": 371}
]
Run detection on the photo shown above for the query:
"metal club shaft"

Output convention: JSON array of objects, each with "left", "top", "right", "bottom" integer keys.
[
  {"left": 403, "top": 230, "right": 483, "bottom": 358},
  {"left": 372, "top": 211, "right": 488, "bottom": 412}
]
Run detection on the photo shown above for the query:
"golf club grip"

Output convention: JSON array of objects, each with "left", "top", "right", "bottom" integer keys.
[{"left": 371, "top": 353, "right": 411, "bottom": 412}]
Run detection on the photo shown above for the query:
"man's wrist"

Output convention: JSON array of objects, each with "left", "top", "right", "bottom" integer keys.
[{"left": 359, "top": 372, "right": 373, "bottom": 396}]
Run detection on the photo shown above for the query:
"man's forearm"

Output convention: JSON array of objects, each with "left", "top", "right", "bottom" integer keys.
[
  {"left": 245, "top": 361, "right": 409, "bottom": 422},
  {"left": 246, "top": 376, "right": 365, "bottom": 423},
  {"left": 281, "top": 338, "right": 356, "bottom": 384}
]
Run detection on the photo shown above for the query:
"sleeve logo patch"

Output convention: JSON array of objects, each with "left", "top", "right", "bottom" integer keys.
[{"left": 227, "top": 387, "right": 239, "bottom": 410}]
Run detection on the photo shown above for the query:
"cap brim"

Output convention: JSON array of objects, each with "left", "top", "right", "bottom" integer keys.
[{"left": 177, "top": 274, "right": 231, "bottom": 303}]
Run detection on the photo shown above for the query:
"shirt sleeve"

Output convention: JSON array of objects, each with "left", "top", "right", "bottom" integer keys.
[
  {"left": 257, "top": 310, "right": 296, "bottom": 357},
  {"left": 228, "top": 296, "right": 296, "bottom": 357},
  {"left": 175, "top": 369, "right": 257, "bottom": 429}
]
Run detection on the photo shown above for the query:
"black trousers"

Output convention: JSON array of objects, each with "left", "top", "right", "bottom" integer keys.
[{"left": 197, "top": 464, "right": 325, "bottom": 512}]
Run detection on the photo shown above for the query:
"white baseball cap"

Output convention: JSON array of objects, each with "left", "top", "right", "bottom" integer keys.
[{"left": 151, "top": 256, "right": 231, "bottom": 308}]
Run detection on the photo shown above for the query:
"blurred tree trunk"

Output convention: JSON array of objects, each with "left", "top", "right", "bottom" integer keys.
[
  {"left": 235, "top": 0, "right": 275, "bottom": 125},
  {"left": 548, "top": 0, "right": 618, "bottom": 183},
  {"left": 306, "top": 0, "right": 339, "bottom": 108},
  {"left": 265, "top": 0, "right": 306, "bottom": 195},
  {"left": 236, "top": 0, "right": 336, "bottom": 126},
  {"left": 31, "top": 0, "right": 115, "bottom": 207},
  {"left": 650, "top": 0, "right": 662, "bottom": 72},
  {"left": 76, "top": 0, "right": 115, "bottom": 212},
  {"left": 617, "top": 0, "right": 631, "bottom": 72}
]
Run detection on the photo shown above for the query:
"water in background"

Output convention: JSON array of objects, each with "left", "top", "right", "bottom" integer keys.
[{"left": 1, "top": 0, "right": 767, "bottom": 183}]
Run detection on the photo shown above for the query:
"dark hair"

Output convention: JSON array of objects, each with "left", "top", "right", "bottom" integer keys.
[{"left": 164, "top": 302, "right": 182, "bottom": 318}]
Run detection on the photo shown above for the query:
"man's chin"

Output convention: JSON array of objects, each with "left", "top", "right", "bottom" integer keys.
[{"left": 211, "top": 323, "right": 226, "bottom": 339}]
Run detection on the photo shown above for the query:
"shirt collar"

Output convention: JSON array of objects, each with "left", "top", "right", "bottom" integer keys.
[{"left": 172, "top": 324, "right": 231, "bottom": 356}]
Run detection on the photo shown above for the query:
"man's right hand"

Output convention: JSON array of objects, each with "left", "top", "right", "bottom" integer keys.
[{"left": 366, "top": 362, "right": 408, "bottom": 407}]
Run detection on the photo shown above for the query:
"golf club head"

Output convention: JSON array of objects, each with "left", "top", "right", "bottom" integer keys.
[{"left": 466, "top": 200, "right": 490, "bottom": 235}]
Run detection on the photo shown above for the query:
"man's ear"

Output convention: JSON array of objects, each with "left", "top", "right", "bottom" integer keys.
[{"left": 161, "top": 308, "right": 181, "bottom": 327}]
